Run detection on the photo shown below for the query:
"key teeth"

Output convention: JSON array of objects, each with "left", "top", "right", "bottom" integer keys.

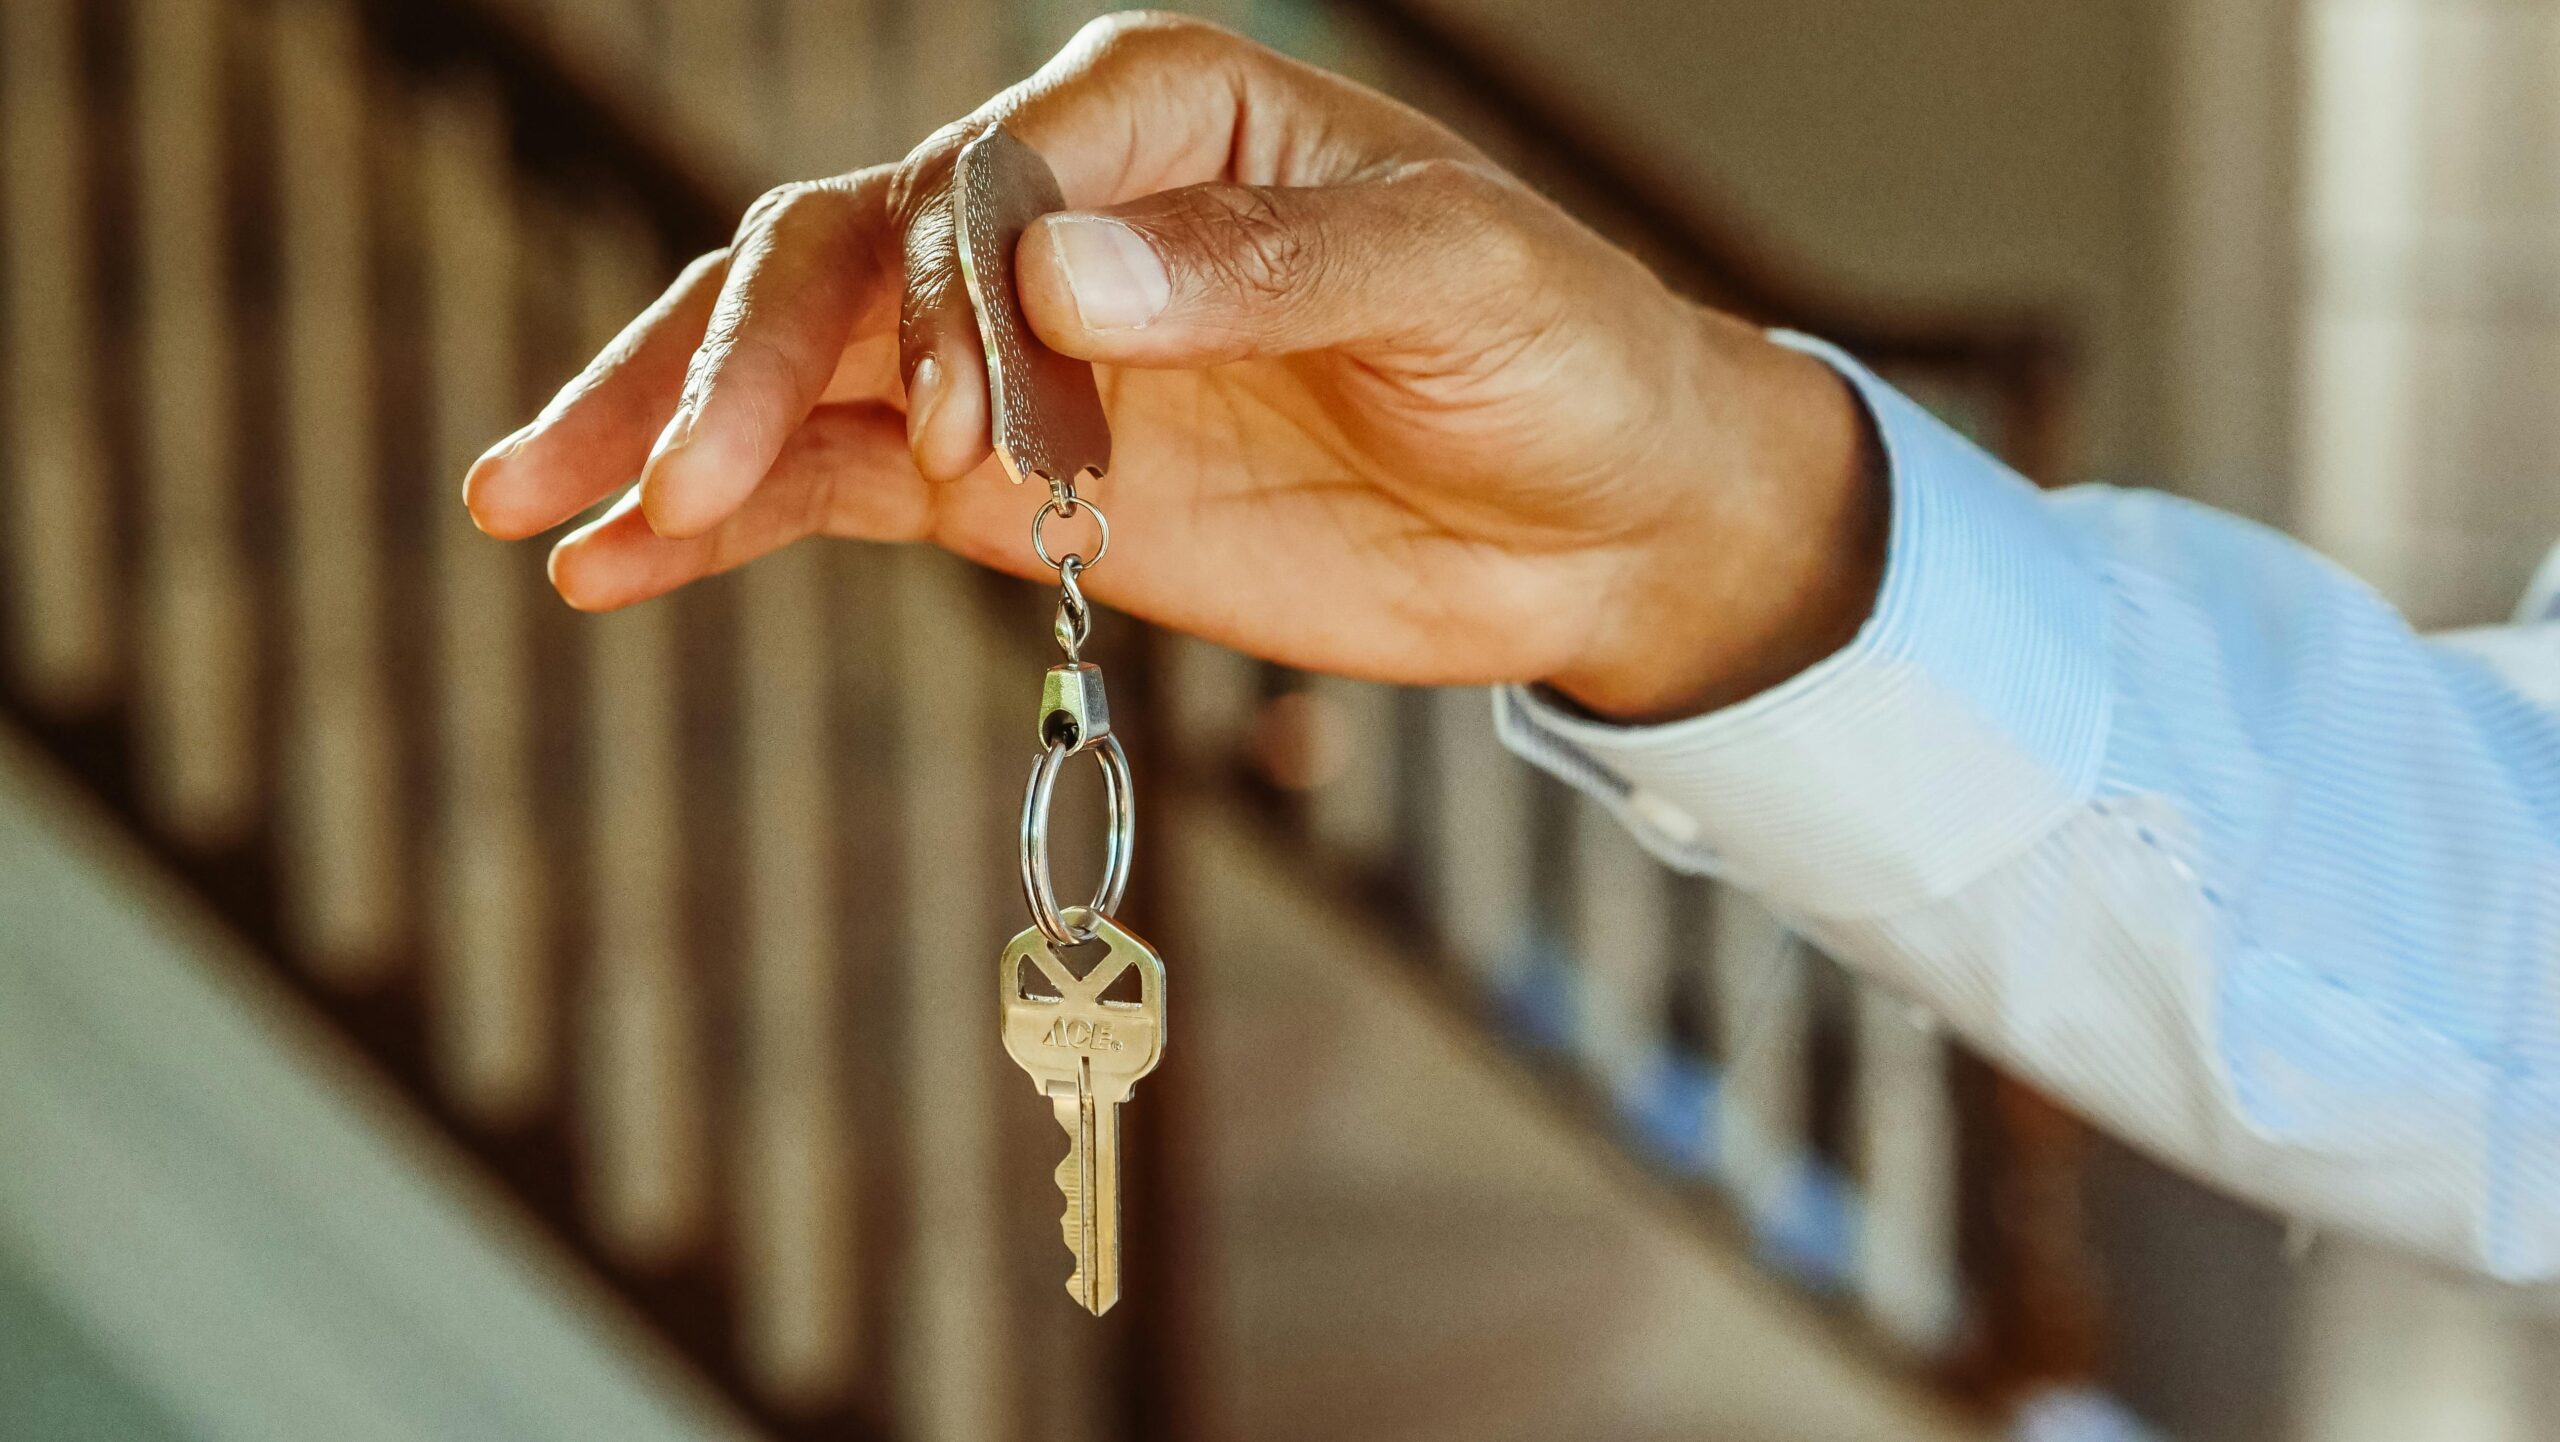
[{"left": 1053, "top": 1108, "right": 1110, "bottom": 1315}]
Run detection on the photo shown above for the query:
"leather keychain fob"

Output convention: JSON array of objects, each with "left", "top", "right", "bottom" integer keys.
[{"left": 952, "top": 124, "right": 1113, "bottom": 490}]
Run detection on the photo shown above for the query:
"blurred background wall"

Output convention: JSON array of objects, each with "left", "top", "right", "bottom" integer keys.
[{"left": 1424, "top": 0, "right": 2176, "bottom": 494}]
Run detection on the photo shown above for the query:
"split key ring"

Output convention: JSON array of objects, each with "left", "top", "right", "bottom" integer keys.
[{"left": 1018, "top": 732, "right": 1135, "bottom": 946}]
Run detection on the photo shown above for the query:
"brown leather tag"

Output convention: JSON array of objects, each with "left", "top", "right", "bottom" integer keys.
[{"left": 954, "top": 125, "right": 1113, "bottom": 489}]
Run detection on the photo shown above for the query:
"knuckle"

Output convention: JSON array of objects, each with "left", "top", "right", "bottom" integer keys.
[
  {"left": 1073, "top": 10, "right": 1229, "bottom": 66},
  {"left": 677, "top": 247, "right": 733, "bottom": 288},
  {"left": 887, "top": 129, "right": 965, "bottom": 221},
  {"left": 1168, "top": 186, "right": 1311, "bottom": 303},
  {"left": 731, "top": 180, "right": 866, "bottom": 281},
  {"left": 1401, "top": 159, "right": 1506, "bottom": 229},
  {"left": 743, "top": 178, "right": 862, "bottom": 249},
  {"left": 1403, "top": 159, "right": 1538, "bottom": 283},
  {"left": 735, "top": 180, "right": 811, "bottom": 244},
  {"left": 732, "top": 183, "right": 798, "bottom": 242}
]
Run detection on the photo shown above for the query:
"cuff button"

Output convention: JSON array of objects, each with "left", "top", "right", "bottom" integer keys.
[{"left": 1626, "top": 789, "right": 1703, "bottom": 846}]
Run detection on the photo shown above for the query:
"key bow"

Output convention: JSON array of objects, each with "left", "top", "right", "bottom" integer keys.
[{"left": 999, "top": 909, "right": 1167, "bottom": 1081}]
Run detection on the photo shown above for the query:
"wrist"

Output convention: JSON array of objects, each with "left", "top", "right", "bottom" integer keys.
[{"left": 1548, "top": 317, "right": 1886, "bottom": 725}]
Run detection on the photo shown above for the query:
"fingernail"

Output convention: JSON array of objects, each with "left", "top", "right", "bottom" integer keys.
[
  {"left": 477, "top": 422, "right": 536, "bottom": 470},
  {"left": 1046, "top": 216, "right": 1170, "bottom": 331},
  {"left": 905, "top": 355, "right": 946, "bottom": 451},
  {"left": 546, "top": 538, "right": 602, "bottom": 612},
  {"left": 649, "top": 403, "right": 698, "bottom": 465}
]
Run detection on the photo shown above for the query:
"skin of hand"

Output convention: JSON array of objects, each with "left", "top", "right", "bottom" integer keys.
[{"left": 462, "top": 12, "right": 1884, "bottom": 723}]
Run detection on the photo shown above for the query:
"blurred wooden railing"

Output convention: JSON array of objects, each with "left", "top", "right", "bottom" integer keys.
[
  {"left": 1160, "top": 1, "right": 2097, "bottom": 1407},
  {"left": 0, "top": 2, "right": 1072, "bottom": 1439},
  {"left": 0, "top": 0, "right": 2091, "bottom": 1435}
]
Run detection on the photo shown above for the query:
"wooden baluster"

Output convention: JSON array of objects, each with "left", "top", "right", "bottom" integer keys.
[
  {"left": 778, "top": 0, "right": 904, "bottom": 178},
  {"left": 1428, "top": 688, "right": 1535, "bottom": 984},
  {"left": 1710, "top": 886, "right": 1809, "bottom": 1229},
  {"left": 133, "top": 0, "right": 258, "bottom": 845},
  {"left": 1854, "top": 986, "right": 1960, "bottom": 1354},
  {"left": 826, "top": 541, "right": 899, "bottom": 1410},
  {"left": 1663, "top": 875, "right": 1724, "bottom": 1165},
  {"left": 661, "top": 0, "right": 763, "bottom": 183},
  {"left": 1568, "top": 795, "right": 1671, "bottom": 1103},
  {"left": 2298, "top": 0, "right": 2423, "bottom": 613},
  {"left": 0, "top": 0, "right": 114, "bottom": 710},
  {"left": 536, "top": 0, "right": 652, "bottom": 102},
  {"left": 1986, "top": 1079, "right": 2106, "bottom": 1390},
  {"left": 891, "top": 550, "right": 1015, "bottom": 1442},
  {"left": 737, "top": 540, "right": 858, "bottom": 1409},
  {"left": 740, "top": 3, "right": 879, "bottom": 1401},
  {"left": 575, "top": 219, "right": 712, "bottom": 1268},
  {"left": 1164, "top": 638, "right": 1260, "bottom": 775},
  {"left": 906, "top": 0, "right": 1012, "bottom": 136},
  {"left": 418, "top": 84, "right": 552, "bottom": 1124},
  {"left": 273, "top": 0, "right": 404, "bottom": 980},
  {"left": 1304, "top": 676, "right": 1398, "bottom": 868}
]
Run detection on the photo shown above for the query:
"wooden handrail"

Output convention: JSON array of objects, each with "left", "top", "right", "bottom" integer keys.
[
  {"left": 1336, "top": 0, "right": 2073, "bottom": 477},
  {"left": 354, "top": 0, "right": 735, "bottom": 249},
  {"left": 1343, "top": 0, "right": 2063, "bottom": 354}
]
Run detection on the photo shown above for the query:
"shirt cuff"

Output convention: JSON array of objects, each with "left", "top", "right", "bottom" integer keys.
[{"left": 1494, "top": 331, "right": 2115, "bottom": 919}]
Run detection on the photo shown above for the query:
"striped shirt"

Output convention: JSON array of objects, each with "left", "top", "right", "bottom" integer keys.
[{"left": 1498, "top": 333, "right": 2560, "bottom": 1285}]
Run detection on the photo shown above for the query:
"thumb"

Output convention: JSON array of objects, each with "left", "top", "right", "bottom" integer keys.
[{"left": 1015, "top": 161, "right": 1540, "bottom": 367}]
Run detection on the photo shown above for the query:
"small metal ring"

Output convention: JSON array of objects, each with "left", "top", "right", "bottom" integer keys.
[
  {"left": 1032, "top": 495, "right": 1110, "bottom": 572},
  {"left": 1019, "top": 733, "right": 1134, "bottom": 945}
]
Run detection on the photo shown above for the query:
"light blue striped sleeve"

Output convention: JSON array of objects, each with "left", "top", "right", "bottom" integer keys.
[{"left": 1496, "top": 333, "right": 2560, "bottom": 1284}]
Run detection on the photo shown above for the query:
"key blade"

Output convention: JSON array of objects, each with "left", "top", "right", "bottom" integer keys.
[
  {"left": 1048, "top": 1069, "right": 1123, "bottom": 1315},
  {"left": 954, "top": 125, "right": 1112, "bottom": 490}
]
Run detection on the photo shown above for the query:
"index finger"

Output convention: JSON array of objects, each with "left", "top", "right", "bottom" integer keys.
[{"left": 635, "top": 170, "right": 897, "bottom": 538}]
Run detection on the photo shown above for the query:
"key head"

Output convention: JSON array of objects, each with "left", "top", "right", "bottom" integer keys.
[
  {"left": 999, "top": 912, "right": 1166, "bottom": 1098},
  {"left": 953, "top": 124, "right": 1113, "bottom": 491}
]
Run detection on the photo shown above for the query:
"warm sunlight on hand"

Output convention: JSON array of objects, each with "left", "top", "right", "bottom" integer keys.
[{"left": 460, "top": 12, "right": 1879, "bottom": 722}]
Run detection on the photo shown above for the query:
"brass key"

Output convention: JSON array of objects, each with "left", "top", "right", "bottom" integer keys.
[{"left": 999, "top": 911, "right": 1167, "bottom": 1314}]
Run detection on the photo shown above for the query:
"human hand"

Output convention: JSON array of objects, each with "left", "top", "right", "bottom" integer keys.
[{"left": 462, "top": 12, "right": 1881, "bottom": 722}]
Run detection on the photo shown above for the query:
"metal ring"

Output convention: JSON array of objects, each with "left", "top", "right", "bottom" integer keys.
[
  {"left": 1019, "top": 733, "right": 1134, "bottom": 945},
  {"left": 1031, "top": 495, "right": 1110, "bottom": 571}
]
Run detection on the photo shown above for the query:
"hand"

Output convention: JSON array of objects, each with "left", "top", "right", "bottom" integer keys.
[{"left": 461, "top": 12, "right": 1882, "bottom": 722}]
